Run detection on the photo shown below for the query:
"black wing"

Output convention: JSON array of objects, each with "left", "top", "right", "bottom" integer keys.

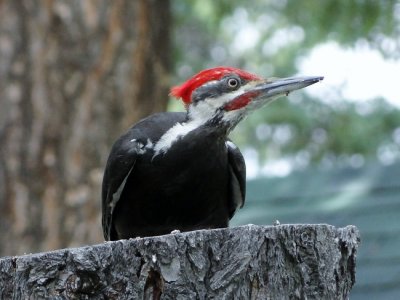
[
  {"left": 226, "top": 140, "right": 246, "bottom": 219},
  {"left": 102, "top": 133, "right": 139, "bottom": 240},
  {"left": 102, "top": 112, "right": 187, "bottom": 240}
]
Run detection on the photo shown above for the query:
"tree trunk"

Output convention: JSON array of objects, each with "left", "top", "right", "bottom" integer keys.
[
  {"left": 0, "top": 224, "right": 360, "bottom": 299},
  {"left": 0, "top": 0, "right": 171, "bottom": 256}
]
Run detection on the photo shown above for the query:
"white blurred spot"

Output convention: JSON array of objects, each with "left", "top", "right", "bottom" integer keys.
[
  {"left": 261, "top": 158, "right": 292, "bottom": 177},
  {"left": 298, "top": 41, "right": 400, "bottom": 107}
]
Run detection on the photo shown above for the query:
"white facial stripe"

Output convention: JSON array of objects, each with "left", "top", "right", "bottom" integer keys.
[
  {"left": 189, "top": 85, "right": 250, "bottom": 119},
  {"left": 205, "top": 88, "right": 245, "bottom": 107},
  {"left": 153, "top": 84, "right": 257, "bottom": 156}
]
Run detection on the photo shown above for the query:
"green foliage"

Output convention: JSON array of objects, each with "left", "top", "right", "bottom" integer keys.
[
  {"left": 230, "top": 96, "right": 400, "bottom": 166},
  {"left": 281, "top": 0, "right": 399, "bottom": 57}
]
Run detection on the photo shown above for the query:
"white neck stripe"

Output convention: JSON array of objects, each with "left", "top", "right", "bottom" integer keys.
[{"left": 153, "top": 119, "right": 205, "bottom": 156}]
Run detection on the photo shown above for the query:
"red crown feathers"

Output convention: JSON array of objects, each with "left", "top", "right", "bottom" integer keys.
[{"left": 170, "top": 67, "right": 261, "bottom": 104}]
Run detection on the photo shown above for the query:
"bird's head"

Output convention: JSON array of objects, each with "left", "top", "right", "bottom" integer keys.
[{"left": 171, "top": 67, "right": 323, "bottom": 132}]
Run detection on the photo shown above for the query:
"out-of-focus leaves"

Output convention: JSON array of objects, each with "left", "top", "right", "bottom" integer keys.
[
  {"left": 172, "top": 0, "right": 399, "bottom": 78},
  {"left": 281, "top": 0, "right": 399, "bottom": 57},
  {"left": 230, "top": 97, "right": 400, "bottom": 167}
]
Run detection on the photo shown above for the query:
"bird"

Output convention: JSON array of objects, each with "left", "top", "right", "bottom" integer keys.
[{"left": 102, "top": 66, "right": 323, "bottom": 241}]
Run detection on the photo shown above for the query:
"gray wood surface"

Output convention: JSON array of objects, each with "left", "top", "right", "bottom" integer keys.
[{"left": 0, "top": 224, "right": 360, "bottom": 299}]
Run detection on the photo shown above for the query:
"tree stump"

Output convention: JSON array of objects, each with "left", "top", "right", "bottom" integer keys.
[{"left": 0, "top": 224, "right": 360, "bottom": 299}]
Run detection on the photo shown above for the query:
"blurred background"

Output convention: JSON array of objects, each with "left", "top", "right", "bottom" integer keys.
[{"left": 0, "top": 0, "right": 399, "bottom": 298}]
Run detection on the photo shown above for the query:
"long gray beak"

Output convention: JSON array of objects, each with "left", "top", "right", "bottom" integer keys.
[{"left": 253, "top": 76, "right": 324, "bottom": 100}]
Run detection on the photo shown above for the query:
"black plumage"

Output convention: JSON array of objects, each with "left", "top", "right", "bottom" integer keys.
[{"left": 102, "top": 112, "right": 245, "bottom": 241}]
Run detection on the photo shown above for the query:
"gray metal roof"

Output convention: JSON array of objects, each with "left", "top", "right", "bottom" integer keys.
[{"left": 232, "top": 162, "right": 400, "bottom": 299}]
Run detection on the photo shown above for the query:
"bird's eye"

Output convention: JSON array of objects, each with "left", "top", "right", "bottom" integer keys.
[{"left": 227, "top": 78, "right": 239, "bottom": 89}]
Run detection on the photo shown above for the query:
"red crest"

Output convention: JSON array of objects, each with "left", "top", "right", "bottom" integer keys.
[{"left": 170, "top": 67, "right": 261, "bottom": 104}]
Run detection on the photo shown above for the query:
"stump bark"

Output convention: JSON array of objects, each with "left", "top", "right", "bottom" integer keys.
[{"left": 0, "top": 224, "right": 360, "bottom": 299}]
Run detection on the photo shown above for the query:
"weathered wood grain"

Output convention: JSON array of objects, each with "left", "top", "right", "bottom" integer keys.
[{"left": 0, "top": 224, "right": 360, "bottom": 299}]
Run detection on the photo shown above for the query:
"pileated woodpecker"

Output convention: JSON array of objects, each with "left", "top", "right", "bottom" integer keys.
[{"left": 102, "top": 67, "right": 323, "bottom": 241}]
